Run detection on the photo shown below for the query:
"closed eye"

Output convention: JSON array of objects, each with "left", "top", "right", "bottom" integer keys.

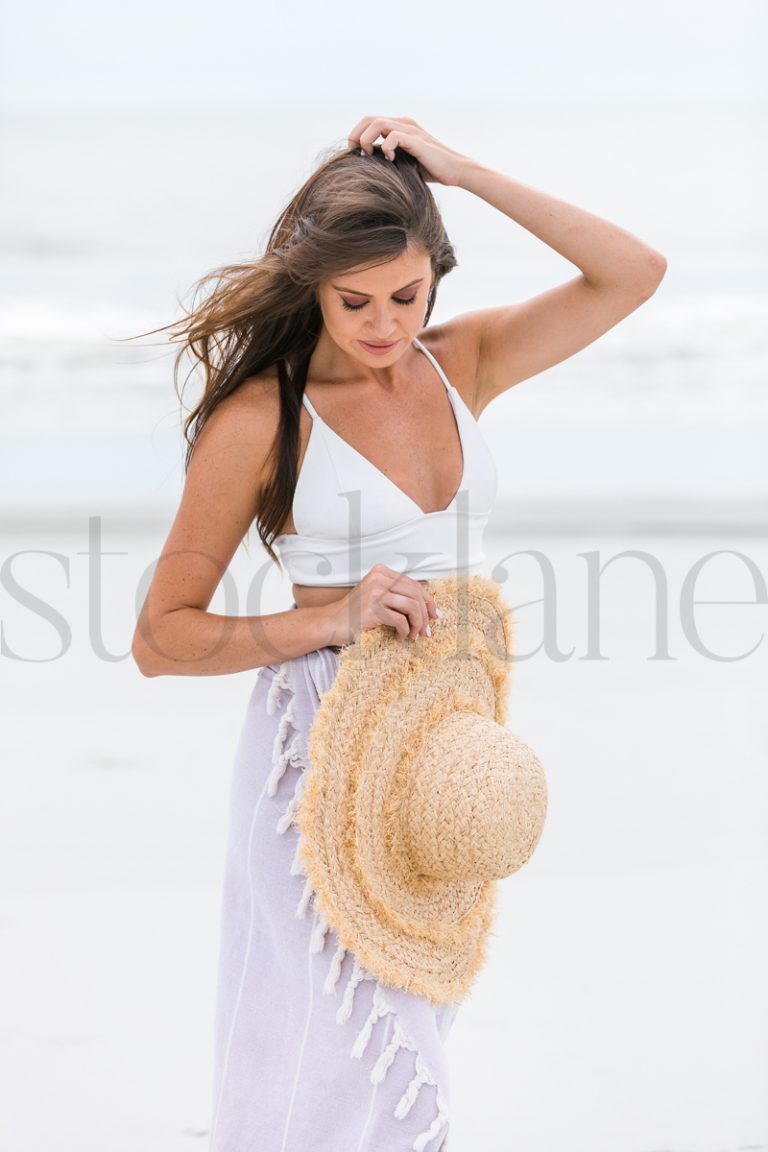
[{"left": 341, "top": 295, "right": 418, "bottom": 312}]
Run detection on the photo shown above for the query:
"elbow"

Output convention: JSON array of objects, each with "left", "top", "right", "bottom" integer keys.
[
  {"left": 637, "top": 249, "right": 668, "bottom": 298},
  {"left": 132, "top": 602, "right": 173, "bottom": 677},
  {"left": 131, "top": 620, "right": 166, "bottom": 678},
  {"left": 131, "top": 637, "right": 160, "bottom": 677},
  {"left": 588, "top": 248, "right": 668, "bottom": 300}
]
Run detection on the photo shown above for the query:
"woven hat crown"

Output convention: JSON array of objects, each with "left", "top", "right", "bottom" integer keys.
[{"left": 400, "top": 710, "right": 547, "bottom": 882}]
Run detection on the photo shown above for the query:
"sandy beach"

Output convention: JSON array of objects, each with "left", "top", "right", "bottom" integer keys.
[{"left": 1, "top": 514, "right": 766, "bottom": 1151}]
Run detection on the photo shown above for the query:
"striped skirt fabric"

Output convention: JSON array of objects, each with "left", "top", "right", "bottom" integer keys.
[{"left": 208, "top": 605, "right": 459, "bottom": 1151}]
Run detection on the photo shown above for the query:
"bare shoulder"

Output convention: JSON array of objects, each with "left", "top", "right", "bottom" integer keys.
[
  {"left": 140, "top": 370, "right": 283, "bottom": 618},
  {"left": 198, "top": 368, "right": 283, "bottom": 473},
  {"left": 414, "top": 312, "right": 485, "bottom": 418},
  {"left": 207, "top": 367, "right": 280, "bottom": 439},
  {"left": 186, "top": 366, "right": 285, "bottom": 531}
]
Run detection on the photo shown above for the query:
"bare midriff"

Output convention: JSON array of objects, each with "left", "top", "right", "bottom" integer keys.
[
  {"left": 291, "top": 583, "right": 351, "bottom": 611},
  {"left": 290, "top": 578, "right": 430, "bottom": 611}
]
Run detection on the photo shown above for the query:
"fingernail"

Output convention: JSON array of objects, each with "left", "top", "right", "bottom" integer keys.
[
  {"left": 435, "top": 608, "right": 443, "bottom": 618},
  {"left": 425, "top": 625, "right": 432, "bottom": 637}
]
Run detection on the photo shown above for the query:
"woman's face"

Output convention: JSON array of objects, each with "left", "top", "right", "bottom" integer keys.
[{"left": 315, "top": 245, "right": 434, "bottom": 362}]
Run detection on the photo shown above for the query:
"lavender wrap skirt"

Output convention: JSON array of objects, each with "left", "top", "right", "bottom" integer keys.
[{"left": 208, "top": 603, "right": 459, "bottom": 1151}]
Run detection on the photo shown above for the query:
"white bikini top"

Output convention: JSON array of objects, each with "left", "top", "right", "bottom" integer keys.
[{"left": 272, "top": 336, "right": 498, "bottom": 587}]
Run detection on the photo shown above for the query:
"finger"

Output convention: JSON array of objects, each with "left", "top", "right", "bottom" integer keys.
[
  {"left": 405, "top": 599, "right": 423, "bottom": 645},
  {"left": 419, "top": 583, "right": 439, "bottom": 620},
  {"left": 380, "top": 130, "right": 420, "bottom": 162},
  {"left": 384, "top": 589, "right": 420, "bottom": 621},
  {"left": 380, "top": 132, "right": 400, "bottom": 161},
  {"left": 410, "top": 581, "right": 431, "bottom": 631},
  {"left": 385, "top": 572, "right": 435, "bottom": 631},
  {"left": 348, "top": 115, "right": 394, "bottom": 151},
  {"left": 359, "top": 120, "right": 389, "bottom": 154},
  {"left": 416, "top": 589, "right": 428, "bottom": 635},
  {"left": 406, "top": 579, "right": 433, "bottom": 634},
  {"left": 381, "top": 604, "right": 410, "bottom": 640},
  {"left": 355, "top": 118, "right": 416, "bottom": 155},
  {"left": 346, "top": 115, "right": 379, "bottom": 150},
  {"left": 384, "top": 590, "right": 425, "bottom": 640},
  {"left": 408, "top": 587, "right": 428, "bottom": 638},
  {"left": 346, "top": 115, "right": 421, "bottom": 154},
  {"left": 372, "top": 126, "right": 418, "bottom": 157}
]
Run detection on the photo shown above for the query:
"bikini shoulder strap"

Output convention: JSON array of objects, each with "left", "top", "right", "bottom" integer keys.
[
  {"left": 301, "top": 391, "right": 320, "bottom": 419},
  {"left": 413, "top": 336, "right": 453, "bottom": 394}
]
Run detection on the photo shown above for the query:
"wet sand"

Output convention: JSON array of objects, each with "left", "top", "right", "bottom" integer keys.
[{"left": 1, "top": 517, "right": 766, "bottom": 1150}]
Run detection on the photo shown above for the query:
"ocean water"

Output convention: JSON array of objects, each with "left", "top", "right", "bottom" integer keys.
[{"left": 1, "top": 102, "right": 766, "bottom": 514}]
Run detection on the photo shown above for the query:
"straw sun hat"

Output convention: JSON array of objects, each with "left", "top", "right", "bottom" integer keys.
[{"left": 295, "top": 573, "right": 548, "bottom": 1006}]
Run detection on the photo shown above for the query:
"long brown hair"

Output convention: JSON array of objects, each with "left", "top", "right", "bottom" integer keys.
[{"left": 135, "top": 142, "right": 457, "bottom": 566}]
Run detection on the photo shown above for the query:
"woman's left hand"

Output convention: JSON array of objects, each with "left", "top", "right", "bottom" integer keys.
[{"left": 346, "top": 116, "right": 474, "bottom": 187}]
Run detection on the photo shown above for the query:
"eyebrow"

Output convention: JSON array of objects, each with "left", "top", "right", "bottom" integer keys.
[{"left": 330, "top": 277, "right": 425, "bottom": 297}]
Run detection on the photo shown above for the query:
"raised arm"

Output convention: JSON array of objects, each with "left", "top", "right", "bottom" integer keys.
[
  {"left": 451, "top": 163, "right": 667, "bottom": 414},
  {"left": 345, "top": 117, "right": 667, "bottom": 417}
]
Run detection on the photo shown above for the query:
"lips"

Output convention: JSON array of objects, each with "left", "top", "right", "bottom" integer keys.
[{"left": 359, "top": 339, "right": 399, "bottom": 351}]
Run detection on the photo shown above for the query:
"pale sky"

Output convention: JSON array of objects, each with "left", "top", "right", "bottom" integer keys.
[{"left": 0, "top": 0, "right": 765, "bottom": 112}]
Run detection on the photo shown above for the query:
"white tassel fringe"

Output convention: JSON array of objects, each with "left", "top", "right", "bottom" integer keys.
[
  {"left": 266, "top": 651, "right": 450, "bottom": 1152},
  {"left": 412, "top": 1089, "right": 449, "bottom": 1152},
  {"left": 323, "top": 942, "right": 347, "bottom": 994},
  {"left": 394, "top": 1052, "right": 435, "bottom": 1120},
  {"left": 350, "top": 985, "right": 393, "bottom": 1060}
]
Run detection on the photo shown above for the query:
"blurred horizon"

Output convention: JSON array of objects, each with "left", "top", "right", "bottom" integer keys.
[
  {"left": 1, "top": 2, "right": 765, "bottom": 523},
  {"left": 1, "top": 96, "right": 766, "bottom": 523}
]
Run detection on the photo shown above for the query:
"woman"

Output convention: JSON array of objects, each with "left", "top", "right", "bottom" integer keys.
[{"left": 132, "top": 115, "right": 666, "bottom": 1151}]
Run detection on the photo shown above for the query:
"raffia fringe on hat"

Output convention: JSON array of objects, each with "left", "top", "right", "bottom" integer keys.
[{"left": 295, "top": 572, "right": 548, "bottom": 1007}]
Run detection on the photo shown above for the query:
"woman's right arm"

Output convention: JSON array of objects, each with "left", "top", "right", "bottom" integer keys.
[{"left": 131, "top": 381, "right": 337, "bottom": 678}]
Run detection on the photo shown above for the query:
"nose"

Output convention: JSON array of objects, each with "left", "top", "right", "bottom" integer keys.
[{"left": 365, "top": 303, "right": 399, "bottom": 338}]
